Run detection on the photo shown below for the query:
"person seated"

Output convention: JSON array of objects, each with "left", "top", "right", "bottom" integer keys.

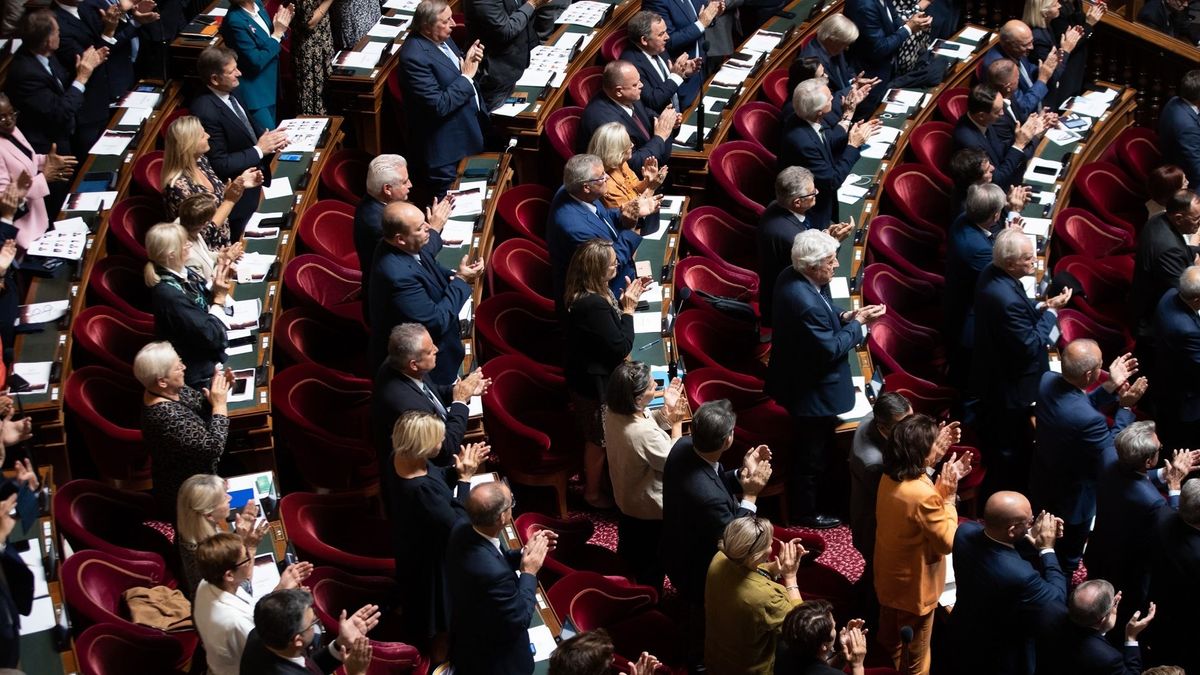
[
  {"left": 178, "top": 192, "right": 245, "bottom": 284},
  {"left": 161, "top": 115, "right": 262, "bottom": 243},
  {"left": 144, "top": 222, "right": 233, "bottom": 390},
  {"left": 953, "top": 83, "right": 1043, "bottom": 191},
  {"left": 548, "top": 629, "right": 661, "bottom": 675},
  {"left": 1054, "top": 579, "right": 1153, "bottom": 675},
  {"left": 135, "top": 341, "right": 230, "bottom": 522},
  {"left": 0, "top": 93, "right": 76, "bottom": 250},
  {"left": 577, "top": 60, "right": 678, "bottom": 178},
  {"left": 983, "top": 20, "right": 1063, "bottom": 117},
  {"left": 175, "top": 474, "right": 269, "bottom": 599},
  {"left": 239, "top": 588, "right": 378, "bottom": 675},
  {"left": 1138, "top": 0, "right": 1200, "bottom": 44},
  {"left": 621, "top": 11, "right": 702, "bottom": 112},
  {"left": 1147, "top": 164, "right": 1188, "bottom": 218},
  {"left": 586, "top": 122, "right": 669, "bottom": 210},
  {"left": 775, "top": 600, "right": 869, "bottom": 675},
  {"left": 192, "top": 533, "right": 314, "bottom": 675}
]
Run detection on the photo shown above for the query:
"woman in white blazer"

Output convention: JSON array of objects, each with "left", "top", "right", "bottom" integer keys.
[{"left": 0, "top": 94, "right": 76, "bottom": 250}]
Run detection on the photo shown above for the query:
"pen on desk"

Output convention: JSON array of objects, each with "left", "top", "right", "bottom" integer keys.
[{"left": 639, "top": 338, "right": 663, "bottom": 351}]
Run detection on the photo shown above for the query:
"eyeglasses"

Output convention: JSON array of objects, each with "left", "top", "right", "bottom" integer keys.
[
  {"left": 582, "top": 174, "right": 609, "bottom": 185},
  {"left": 229, "top": 555, "right": 253, "bottom": 571},
  {"left": 298, "top": 616, "right": 321, "bottom": 636},
  {"left": 795, "top": 190, "right": 818, "bottom": 200}
]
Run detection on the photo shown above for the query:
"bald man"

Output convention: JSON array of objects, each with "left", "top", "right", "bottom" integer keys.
[
  {"left": 576, "top": 60, "right": 678, "bottom": 178},
  {"left": 1029, "top": 339, "right": 1145, "bottom": 572},
  {"left": 445, "top": 482, "right": 555, "bottom": 675},
  {"left": 950, "top": 492, "right": 1068, "bottom": 675},
  {"left": 983, "top": 20, "right": 1062, "bottom": 121},
  {"left": 367, "top": 201, "right": 484, "bottom": 382},
  {"left": 1052, "top": 579, "right": 1151, "bottom": 675}
]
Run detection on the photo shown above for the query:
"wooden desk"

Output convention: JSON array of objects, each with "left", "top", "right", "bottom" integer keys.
[
  {"left": 170, "top": 0, "right": 230, "bottom": 80},
  {"left": 17, "top": 466, "right": 75, "bottom": 675}
]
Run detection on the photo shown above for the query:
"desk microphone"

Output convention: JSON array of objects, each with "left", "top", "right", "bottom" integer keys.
[
  {"left": 503, "top": 137, "right": 517, "bottom": 154},
  {"left": 899, "top": 625, "right": 913, "bottom": 674}
]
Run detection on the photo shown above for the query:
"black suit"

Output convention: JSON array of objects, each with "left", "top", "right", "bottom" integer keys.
[
  {"left": 53, "top": 1, "right": 138, "bottom": 153},
  {"left": 778, "top": 116, "right": 859, "bottom": 228},
  {"left": 577, "top": 95, "right": 670, "bottom": 179},
  {"left": 466, "top": 0, "right": 540, "bottom": 111},
  {"left": 1050, "top": 624, "right": 1141, "bottom": 675},
  {"left": 6, "top": 49, "right": 85, "bottom": 155},
  {"left": 354, "top": 197, "right": 386, "bottom": 280},
  {"left": 1148, "top": 509, "right": 1200, "bottom": 671},
  {"left": 623, "top": 47, "right": 700, "bottom": 112},
  {"left": 952, "top": 115, "right": 1027, "bottom": 192},
  {"left": 0, "top": 544, "right": 33, "bottom": 668},
  {"left": 446, "top": 521, "right": 539, "bottom": 675},
  {"left": 370, "top": 362, "right": 468, "bottom": 473},
  {"left": 756, "top": 202, "right": 822, "bottom": 327},
  {"left": 238, "top": 628, "right": 342, "bottom": 675},
  {"left": 1131, "top": 212, "right": 1192, "bottom": 340},
  {"left": 189, "top": 88, "right": 272, "bottom": 239}
]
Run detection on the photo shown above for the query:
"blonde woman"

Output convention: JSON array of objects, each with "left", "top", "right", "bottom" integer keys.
[
  {"left": 1023, "top": 0, "right": 1101, "bottom": 107},
  {"left": 388, "top": 410, "right": 489, "bottom": 661},
  {"left": 161, "top": 116, "right": 262, "bottom": 246},
  {"left": 586, "top": 122, "right": 668, "bottom": 209},
  {"left": 175, "top": 473, "right": 269, "bottom": 598},
  {"left": 144, "top": 222, "right": 232, "bottom": 390},
  {"left": 704, "top": 516, "right": 806, "bottom": 674}
]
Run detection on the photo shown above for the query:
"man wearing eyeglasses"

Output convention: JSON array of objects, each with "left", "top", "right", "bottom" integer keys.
[{"left": 239, "top": 587, "right": 380, "bottom": 675}]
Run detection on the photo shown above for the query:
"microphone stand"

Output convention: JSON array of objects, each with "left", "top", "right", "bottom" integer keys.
[{"left": 899, "top": 624, "right": 914, "bottom": 674}]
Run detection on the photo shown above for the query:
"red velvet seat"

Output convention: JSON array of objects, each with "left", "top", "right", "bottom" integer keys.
[
  {"left": 880, "top": 370, "right": 959, "bottom": 420},
  {"left": 279, "top": 492, "right": 395, "bottom": 575},
  {"left": 305, "top": 567, "right": 414, "bottom": 645},
  {"left": 1052, "top": 207, "right": 1136, "bottom": 259},
  {"left": 495, "top": 183, "right": 552, "bottom": 245},
  {"left": 474, "top": 292, "right": 564, "bottom": 368},
  {"left": 907, "top": 121, "right": 954, "bottom": 186},
  {"left": 76, "top": 622, "right": 186, "bottom": 675},
  {"left": 600, "top": 28, "right": 627, "bottom": 62},
  {"left": 282, "top": 254, "right": 365, "bottom": 327},
  {"left": 767, "top": 528, "right": 852, "bottom": 615},
  {"left": 488, "top": 238, "right": 554, "bottom": 312},
  {"left": 156, "top": 107, "right": 190, "bottom": 144},
  {"left": 319, "top": 149, "right": 371, "bottom": 204},
  {"left": 275, "top": 307, "right": 371, "bottom": 378},
  {"left": 864, "top": 215, "right": 946, "bottom": 286},
  {"left": 936, "top": 87, "right": 968, "bottom": 123},
  {"left": 1053, "top": 254, "right": 1133, "bottom": 326},
  {"left": 675, "top": 308, "right": 769, "bottom": 378},
  {"left": 680, "top": 205, "right": 758, "bottom": 273},
  {"left": 131, "top": 150, "right": 164, "bottom": 196},
  {"left": 1072, "top": 162, "right": 1148, "bottom": 235},
  {"left": 567, "top": 65, "right": 604, "bottom": 107},
  {"left": 881, "top": 164, "right": 954, "bottom": 238},
  {"left": 761, "top": 68, "right": 790, "bottom": 110},
  {"left": 53, "top": 479, "right": 176, "bottom": 568},
  {"left": 1056, "top": 308, "right": 1134, "bottom": 364},
  {"left": 108, "top": 196, "right": 166, "bottom": 259},
  {"left": 546, "top": 106, "right": 584, "bottom": 162},
  {"left": 731, "top": 102, "right": 781, "bottom": 163},
  {"left": 1113, "top": 126, "right": 1163, "bottom": 180},
  {"left": 675, "top": 253, "right": 760, "bottom": 302},
  {"left": 867, "top": 313, "right": 950, "bottom": 387},
  {"left": 481, "top": 354, "right": 582, "bottom": 517},
  {"left": 514, "top": 513, "right": 631, "bottom": 587},
  {"left": 71, "top": 306, "right": 155, "bottom": 373},
  {"left": 87, "top": 254, "right": 154, "bottom": 322},
  {"left": 362, "top": 642, "right": 431, "bottom": 675},
  {"left": 64, "top": 366, "right": 150, "bottom": 489},
  {"left": 296, "top": 199, "right": 358, "bottom": 269},
  {"left": 273, "top": 363, "right": 377, "bottom": 494},
  {"left": 548, "top": 571, "right": 684, "bottom": 667},
  {"left": 861, "top": 262, "right": 943, "bottom": 331},
  {"left": 709, "top": 141, "right": 775, "bottom": 218},
  {"left": 62, "top": 549, "right": 198, "bottom": 663}
]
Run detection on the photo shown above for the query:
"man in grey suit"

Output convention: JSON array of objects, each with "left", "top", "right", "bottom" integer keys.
[{"left": 466, "top": 0, "right": 553, "bottom": 111}]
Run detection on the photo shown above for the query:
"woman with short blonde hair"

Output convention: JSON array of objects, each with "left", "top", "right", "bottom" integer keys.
[
  {"left": 176, "top": 474, "right": 231, "bottom": 596},
  {"left": 586, "top": 122, "right": 667, "bottom": 209}
]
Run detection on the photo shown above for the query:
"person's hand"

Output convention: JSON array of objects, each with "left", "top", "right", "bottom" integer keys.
[
  {"left": 44, "top": 144, "right": 78, "bottom": 182},
  {"left": 452, "top": 368, "right": 488, "bottom": 402},
  {"left": 698, "top": 0, "right": 722, "bottom": 27},
  {"left": 426, "top": 195, "right": 453, "bottom": 235},
  {"left": 276, "top": 560, "right": 313, "bottom": 590},
  {"left": 1125, "top": 602, "right": 1155, "bottom": 641},
  {"left": 0, "top": 494, "right": 17, "bottom": 542},
  {"left": 519, "top": 529, "right": 556, "bottom": 574},
  {"left": 1037, "top": 50, "right": 1059, "bottom": 82},
  {"left": 223, "top": 176, "right": 246, "bottom": 204},
  {"left": 1015, "top": 114, "right": 1043, "bottom": 149},
  {"left": 848, "top": 119, "right": 880, "bottom": 147},
  {"left": 337, "top": 605, "right": 381, "bottom": 649},
  {"left": 1026, "top": 510, "right": 1062, "bottom": 549},
  {"left": 238, "top": 167, "right": 264, "bottom": 189},
  {"left": 1, "top": 408, "right": 32, "bottom": 447},
  {"left": 271, "top": 3, "right": 293, "bottom": 37},
  {"left": 211, "top": 258, "right": 233, "bottom": 300},
  {"left": 1105, "top": 352, "right": 1138, "bottom": 389},
  {"left": 1085, "top": 2, "right": 1105, "bottom": 25},
  {"left": 826, "top": 217, "right": 854, "bottom": 241},
  {"left": 257, "top": 129, "right": 289, "bottom": 154},
  {"left": 740, "top": 445, "right": 772, "bottom": 496},
  {"left": 934, "top": 451, "right": 963, "bottom": 500},
  {"left": 628, "top": 651, "right": 661, "bottom": 675},
  {"left": 1117, "top": 377, "right": 1148, "bottom": 408},
  {"left": 653, "top": 105, "right": 679, "bottom": 140},
  {"left": 932, "top": 421, "right": 962, "bottom": 459},
  {"left": 619, "top": 275, "right": 649, "bottom": 314},
  {"left": 100, "top": 3, "right": 123, "bottom": 35},
  {"left": 0, "top": 185, "right": 18, "bottom": 222},
  {"left": 76, "top": 46, "right": 108, "bottom": 83},
  {"left": 636, "top": 189, "right": 663, "bottom": 217},
  {"left": 662, "top": 377, "right": 687, "bottom": 423},
  {"left": 905, "top": 11, "right": 932, "bottom": 32},
  {"left": 204, "top": 364, "right": 231, "bottom": 409},
  {"left": 454, "top": 442, "right": 490, "bottom": 480},
  {"left": 841, "top": 623, "right": 868, "bottom": 668},
  {"left": 220, "top": 241, "right": 246, "bottom": 266},
  {"left": 455, "top": 255, "right": 484, "bottom": 284},
  {"left": 133, "top": 0, "right": 160, "bottom": 24},
  {"left": 235, "top": 505, "right": 271, "bottom": 550},
  {"left": 13, "top": 458, "right": 37, "bottom": 491},
  {"left": 670, "top": 53, "right": 701, "bottom": 78},
  {"left": 776, "top": 538, "right": 807, "bottom": 577},
  {"left": 853, "top": 304, "right": 887, "bottom": 325},
  {"left": 1165, "top": 449, "right": 1195, "bottom": 490},
  {"left": 340, "top": 637, "right": 373, "bottom": 675},
  {"left": 462, "top": 40, "right": 484, "bottom": 78},
  {"left": 0, "top": 240, "right": 15, "bottom": 276},
  {"left": 1059, "top": 26, "right": 1082, "bottom": 53},
  {"left": 1044, "top": 286, "right": 1072, "bottom": 310},
  {"left": 641, "top": 156, "right": 668, "bottom": 188},
  {"left": 1007, "top": 185, "right": 1032, "bottom": 212}
]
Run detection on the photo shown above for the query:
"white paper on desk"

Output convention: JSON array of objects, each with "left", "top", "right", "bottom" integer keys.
[
  {"left": 642, "top": 221, "right": 670, "bottom": 241},
  {"left": 250, "top": 552, "right": 281, "bottom": 598},
  {"left": 89, "top": 129, "right": 136, "bottom": 155},
  {"left": 1033, "top": 187, "right": 1058, "bottom": 206},
  {"left": 492, "top": 101, "right": 531, "bottom": 117},
  {"left": 515, "top": 69, "right": 554, "bottom": 87},
  {"left": 115, "top": 91, "right": 161, "bottom": 109},
  {"left": 712, "top": 66, "right": 751, "bottom": 87},
  {"left": 672, "top": 124, "right": 698, "bottom": 148},
  {"left": 261, "top": 176, "right": 294, "bottom": 201},
  {"left": 459, "top": 297, "right": 473, "bottom": 321},
  {"left": 220, "top": 298, "right": 263, "bottom": 331},
  {"left": 742, "top": 29, "right": 784, "bottom": 53},
  {"left": 886, "top": 88, "right": 924, "bottom": 106},
  {"left": 1082, "top": 88, "right": 1118, "bottom": 104},
  {"left": 448, "top": 188, "right": 484, "bottom": 217},
  {"left": 18, "top": 596, "right": 56, "bottom": 635},
  {"left": 554, "top": 31, "right": 583, "bottom": 48},
  {"left": 279, "top": 118, "right": 329, "bottom": 152},
  {"left": 360, "top": 41, "right": 388, "bottom": 58},
  {"left": 1045, "top": 127, "right": 1083, "bottom": 146},
  {"left": 701, "top": 96, "right": 728, "bottom": 114},
  {"left": 332, "top": 50, "right": 380, "bottom": 69},
  {"left": 367, "top": 22, "right": 403, "bottom": 38},
  {"left": 207, "top": 7, "right": 228, "bottom": 16},
  {"left": 1062, "top": 95, "right": 1108, "bottom": 118},
  {"left": 225, "top": 369, "right": 256, "bottom": 402},
  {"left": 12, "top": 362, "right": 51, "bottom": 395},
  {"left": 860, "top": 139, "right": 892, "bottom": 159},
  {"left": 829, "top": 276, "right": 850, "bottom": 299},
  {"left": 1023, "top": 158, "right": 1063, "bottom": 185},
  {"left": 53, "top": 217, "right": 89, "bottom": 234},
  {"left": 246, "top": 212, "right": 285, "bottom": 231},
  {"left": 18, "top": 547, "right": 48, "bottom": 599},
  {"left": 529, "top": 624, "right": 557, "bottom": 662},
  {"left": 442, "top": 220, "right": 473, "bottom": 245},
  {"left": 27, "top": 229, "right": 86, "bottom": 260},
  {"left": 555, "top": 0, "right": 609, "bottom": 26},
  {"left": 244, "top": 223, "right": 280, "bottom": 239},
  {"left": 236, "top": 252, "right": 276, "bottom": 283},
  {"left": 884, "top": 101, "right": 912, "bottom": 114},
  {"left": 633, "top": 312, "right": 662, "bottom": 334},
  {"left": 838, "top": 183, "right": 868, "bottom": 204},
  {"left": 959, "top": 26, "right": 989, "bottom": 42},
  {"left": 227, "top": 342, "right": 255, "bottom": 356},
  {"left": 63, "top": 189, "right": 116, "bottom": 210},
  {"left": 660, "top": 196, "right": 684, "bottom": 216},
  {"left": 839, "top": 376, "right": 874, "bottom": 421},
  {"left": 119, "top": 106, "right": 153, "bottom": 126},
  {"left": 640, "top": 281, "right": 664, "bottom": 303},
  {"left": 17, "top": 299, "right": 70, "bottom": 326},
  {"left": 383, "top": 0, "right": 419, "bottom": 10},
  {"left": 467, "top": 394, "right": 483, "bottom": 416},
  {"left": 1020, "top": 216, "right": 1051, "bottom": 238}
]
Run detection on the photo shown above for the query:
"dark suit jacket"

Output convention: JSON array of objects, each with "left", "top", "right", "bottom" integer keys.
[
  {"left": 844, "top": 0, "right": 908, "bottom": 81},
  {"left": 982, "top": 48, "right": 1052, "bottom": 119},
  {"left": 370, "top": 362, "right": 469, "bottom": 470},
  {"left": 446, "top": 521, "right": 539, "bottom": 675},
  {"left": 1054, "top": 624, "right": 1141, "bottom": 675},
  {"left": 1159, "top": 96, "right": 1200, "bottom": 189},
  {"left": 766, "top": 268, "right": 862, "bottom": 417},
  {"left": 622, "top": 47, "right": 701, "bottom": 113},
  {"left": 968, "top": 264, "right": 1057, "bottom": 409},
  {"left": 398, "top": 33, "right": 486, "bottom": 171},
  {"left": 219, "top": 1, "right": 280, "bottom": 113},
  {"left": 544, "top": 187, "right": 642, "bottom": 308},
  {"left": 1133, "top": 212, "right": 1193, "bottom": 337},
  {"left": 778, "top": 117, "right": 859, "bottom": 228},
  {"left": 189, "top": 88, "right": 271, "bottom": 232},
  {"left": 149, "top": 270, "right": 228, "bottom": 390},
  {"left": 944, "top": 213, "right": 994, "bottom": 348},
  {"left": 238, "top": 628, "right": 341, "bottom": 675},
  {"left": 1153, "top": 288, "right": 1200, "bottom": 424},
  {"left": 1030, "top": 372, "right": 1132, "bottom": 525},
  {"left": 642, "top": 0, "right": 705, "bottom": 58},
  {"left": 354, "top": 197, "right": 386, "bottom": 280},
  {"left": 1148, "top": 510, "right": 1200, "bottom": 671},
  {"left": 367, "top": 243, "right": 471, "bottom": 384},
  {"left": 660, "top": 437, "right": 752, "bottom": 600},
  {"left": 466, "top": 0, "right": 539, "bottom": 111},
  {"left": 952, "top": 114, "right": 1027, "bottom": 191},
  {"left": 577, "top": 95, "right": 671, "bottom": 179},
  {"left": 0, "top": 544, "right": 33, "bottom": 668},
  {"left": 7, "top": 50, "right": 85, "bottom": 154},
  {"left": 564, "top": 292, "right": 634, "bottom": 400},
  {"left": 951, "top": 521, "right": 1068, "bottom": 675},
  {"left": 756, "top": 202, "right": 822, "bottom": 327},
  {"left": 1138, "top": 0, "right": 1200, "bottom": 43},
  {"left": 54, "top": 2, "right": 137, "bottom": 130}
]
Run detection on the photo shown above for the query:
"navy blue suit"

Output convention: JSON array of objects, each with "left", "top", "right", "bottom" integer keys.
[
  {"left": 1030, "top": 372, "right": 1133, "bottom": 570},
  {"left": 54, "top": 1, "right": 138, "bottom": 152},
  {"left": 643, "top": 0, "right": 705, "bottom": 58},
  {"left": 944, "top": 213, "right": 994, "bottom": 349},
  {"left": 1054, "top": 624, "right": 1141, "bottom": 675},
  {"left": 367, "top": 243, "right": 471, "bottom": 384},
  {"left": 544, "top": 187, "right": 642, "bottom": 309},
  {"left": 7, "top": 50, "right": 85, "bottom": 155},
  {"left": 982, "top": 48, "right": 1054, "bottom": 120},
  {"left": 354, "top": 197, "right": 386, "bottom": 279},
  {"left": 951, "top": 521, "right": 1068, "bottom": 675},
  {"left": 188, "top": 88, "right": 271, "bottom": 239},
  {"left": 1153, "top": 288, "right": 1200, "bottom": 445},
  {"left": 622, "top": 47, "right": 701, "bottom": 113},
  {"left": 778, "top": 117, "right": 860, "bottom": 228},
  {"left": 1148, "top": 509, "right": 1200, "bottom": 672},
  {"left": 577, "top": 95, "right": 671, "bottom": 180},
  {"left": 756, "top": 202, "right": 823, "bottom": 327},
  {"left": 219, "top": 1, "right": 281, "bottom": 128},
  {"left": 446, "top": 521, "right": 539, "bottom": 675},
  {"left": 398, "top": 33, "right": 487, "bottom": 194},
  {"left": 1138, "top": 0, "right": 1200, "bottom": 43},
  {"left": 844, "top": 0, "right": 909, "bottom": 82},
  {"left": 952, "top": 115, "right": 1027, "bottom": 191},
  {"left": 1158, "top": 96, "right": 1200, "bottom": 190}
]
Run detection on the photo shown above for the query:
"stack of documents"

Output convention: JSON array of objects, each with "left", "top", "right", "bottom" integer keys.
[
  {"left": 555, "top": 0, "right": 610, "bottom": 26},
  {"left": 236, "top": 252, "right": 276, "bottom": 283},
  {"left": 28, "top": 230, "right": 86, "bottom": 260},
  {"left": 859, "top": 124, "right": 902, "bottom": 159}
]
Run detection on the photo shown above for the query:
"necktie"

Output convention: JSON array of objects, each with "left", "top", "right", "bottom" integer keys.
[
  {"left": 653, "top": 55, "right": 681, "bottom": 110},
  {"left": 423, "top": 382, "right": 448, "bottom": 418},
  {"left": 438, "top": 41, "right": 484, "bottom": 112},
  {"left": 1016, "top": 58, "right": 1033, "bottom": 88},
  {"left": 1004, "top": 100, "right": 1018, "bottom": 123},
  {"left": 595, "top": 209, "right": 619, "bottom": 238},
  {"left": 228, "top": 96, "right": 257, "bottom": 139},
  {"left": 682, "top": 0, "right": 701, "bottom": 57},
  {"left": 878, "top": 0, "right": 895, "bottom": 26},
  {"left": 630, "top": 108, "right": 651, "bottom": 140}
]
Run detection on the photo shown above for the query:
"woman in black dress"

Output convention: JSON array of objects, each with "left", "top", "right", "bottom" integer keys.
[
  {"left": 389, "top": 410, "right": 489, "bottom": 662},
  {"left": 563, "top": 238, "right": 648, "bottom": 508},
  {"left": 1025, "top": 0, "right": 1104, "bottom": 108}
]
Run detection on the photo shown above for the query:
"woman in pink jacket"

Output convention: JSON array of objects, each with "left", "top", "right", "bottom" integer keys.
[{"left": 0, "top": 93, "right": 76, "bottom": 250}]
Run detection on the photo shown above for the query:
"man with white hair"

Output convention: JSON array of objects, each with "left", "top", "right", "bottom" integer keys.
[
  {"left": 779, "top": 78, "right": 879, "bottom": 232},
  {"left": 969, "top": 228, "right": 1071, "bottom": 496},
  {"left": 982, "top": 20, "right": 1063, "bottom": 117},
  {"left": 766, "top": 229, "right": 885, "bottom": 527}
]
